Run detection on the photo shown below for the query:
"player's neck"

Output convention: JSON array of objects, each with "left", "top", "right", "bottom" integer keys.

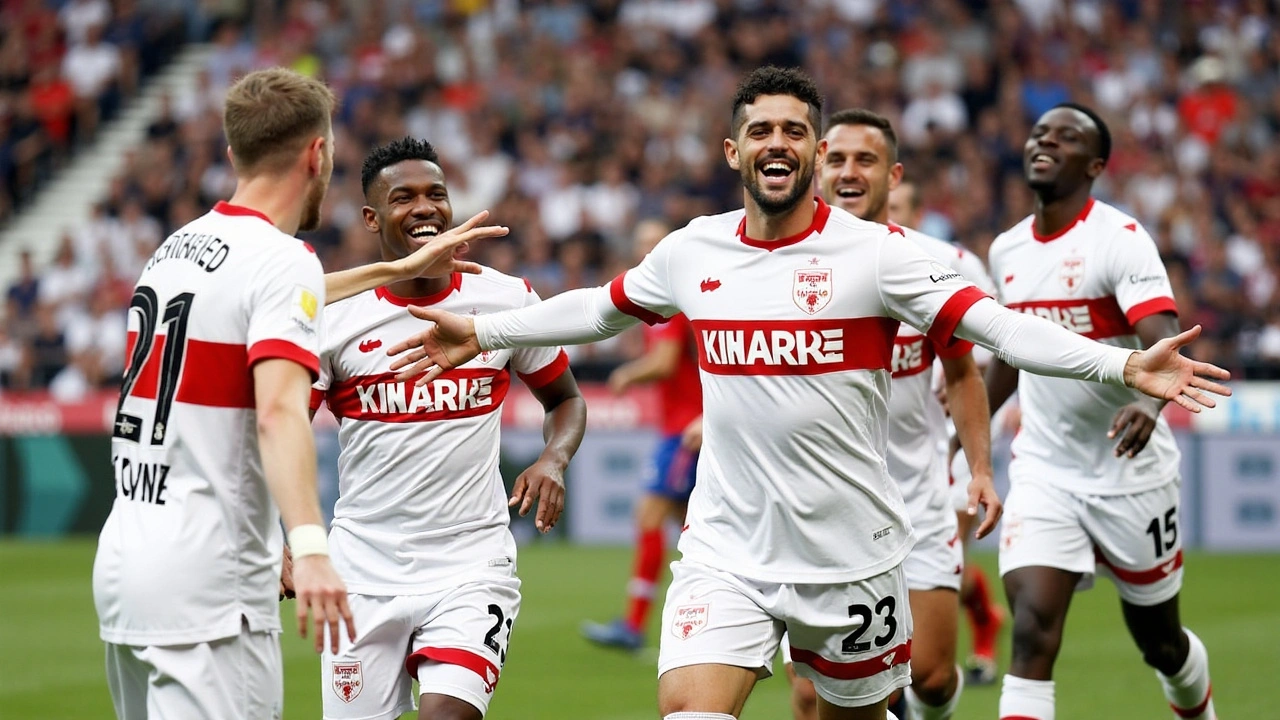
[
  {"left": 743, "top": 196, "right": 816, "bottom": 242},
  {"left": 385, "top": 275, "right": 451, "bottom": 301},
  {"left": 228, "top": 175, "right": 306, "bottom": 236},
  {"left": 1033, "top": 187, "right": 1093, "bottom": 237}
]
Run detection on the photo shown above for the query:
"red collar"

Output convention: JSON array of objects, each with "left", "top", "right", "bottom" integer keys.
[
  {"left": 737, "top": 196, "right": 832, "bottom": 251},
  {"left": 1033, "top": 197, "right": 1095, "bottom": 243},
  {"left": 375, "top": 273, "right": 462, "bottom": 306},
  {"left": 212, "top": 201, "right": 272, "bottom": 224}
]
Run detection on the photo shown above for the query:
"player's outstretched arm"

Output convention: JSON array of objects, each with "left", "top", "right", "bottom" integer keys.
[
  {"left": 253, "top": 358, "right": 355, "bottom": 653},
  {"left": 323, "top": 211, "right": 509, "bottom": 304},
  {"left": 940, "top": 353, "right": 1001, "bottom": 538},
  {"left": 955, "top": 299, "right": 1231, "bottom": 412},
  {"left": 387, "top": 285, "right": 641, "bottom": 385},
  {"left": 1108, "top": 312, "right": 1181, "bottom": 458},
  {"left": 513, "top": 371, "right": 586, "bottom": 533}
]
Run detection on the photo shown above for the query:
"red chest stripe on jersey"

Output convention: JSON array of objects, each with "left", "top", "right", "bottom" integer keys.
[
  {"left": 326, "top": 368, "right": 510, "bottom": 423},
  {"left": 125, "top": 331, "right": 256, "bottom": 408},
  {"left": 789, "top": 639, "right": 911, "bottom": 679},
  {"left": 1125, "top": 295, "right": 1178, "bottom": 325},
  {"left": 692, "top": 317, "right": 898, "bottom": 376},
  {"left": 1006, "top": 296, "right": 1134, "bottom": 339},
  {"left": 609, "top": 273, "right": 666, "bottom": 326},
  {"left": 891, "top": 335, "right": 936, "bottom": 378}
]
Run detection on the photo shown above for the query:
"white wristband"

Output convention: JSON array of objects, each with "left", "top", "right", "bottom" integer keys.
[{"left": 287, "top": 524, "right": 329, "bottom": 558}]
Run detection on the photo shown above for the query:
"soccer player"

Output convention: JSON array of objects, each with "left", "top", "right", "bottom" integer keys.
[
  {"left": 582, "top": 219, "right": 705, "bottom": 652},
  {"left": 987, "top": 104, "right": 1219, "bottom": 720},
  {"left": 309, "top": 137, "right": 586, "bottom": 720},
  {"left": 386, "top": 68, "right": 1229, "bottom": 720},
  {"left": 774, "top": 109, "right": 1000, "bottom": 720},
  {"left": 92, "top": 67, "right": 356, "bottom": 720},
  {"left": 888, "top": 180, "right": 1007, "bottom": 687}
]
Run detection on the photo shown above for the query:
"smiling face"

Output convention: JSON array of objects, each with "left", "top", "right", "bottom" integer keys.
[
  {"left": 818, "top": 123, "right": 902, "bottom": 223},
  {"left": 1024, "top": 107, "right": 1105, "bottom": 199},
  {"left": 363, "top": 159, "right": 453, "bottom": 259},
  {"left": 725, "top": 94, "right": 823, "bottom": 217}
]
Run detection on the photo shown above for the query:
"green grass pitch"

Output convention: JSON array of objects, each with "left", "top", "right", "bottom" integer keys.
[{"left": 3, "top": 540, "right": 1274, "bottom": 718}]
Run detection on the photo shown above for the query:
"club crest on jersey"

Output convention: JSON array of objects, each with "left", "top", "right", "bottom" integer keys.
[
  {"left": 332, "top": 661, "right": 363, "bottom": 703},
  {"left": 793, "top": 268, "right": 832, "bottom": 315},
  {"left": 1060, "top": 256, "right": 1085, "bottom": 294},
  {"left": 671, "top": 603, "right": 709, "bottom": 640}
]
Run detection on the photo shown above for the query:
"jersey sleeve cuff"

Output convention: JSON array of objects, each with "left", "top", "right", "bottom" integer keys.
[
  {"left": 935, "top": 338, "right": 976, "bottom": 360},
  {"left": 1124, "top": 296, "right": 1178, "bottom": 325},
  {"left": 248, "top": 339, "right": 320, "bottom": 381},
  {"left": 927, "top": 286, "right": 989, "bottom": 350},
  {"left": 309, "top": 388, "right": 326, "bottom": 411},
  {"left": 609, "top": 273, "right": 665, "bottom": 326},
  {"left": 517, "top": 350, "right": 571, "bottom": 389}
]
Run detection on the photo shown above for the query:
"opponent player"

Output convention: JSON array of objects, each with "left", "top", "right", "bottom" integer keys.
[
  {"left": 776, "top": 109, "right": 998, "bottom": 720},
  {"left": 582, "top": 219, "right": 704, "bottom": 651},
  {"left": 888, "top": 180, "right": 1006, "bottom": 686},
  {"left": 92, "top": 67, "right": 355, "bottom": 720},
  {"left": 387, "top": 68, "right": 1229, "bottom": 720},
  {"left": 309, "top": 137, "right": 586, "bottom": 720},
  {"left": 987, "top": 105, "right": 1218, "bottom": 720}
]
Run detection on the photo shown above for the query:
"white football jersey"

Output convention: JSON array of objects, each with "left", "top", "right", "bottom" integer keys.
[
  {"left": 989, "top": 198, "right": 1180, "bottom": 495},
  {"left": 612, "top": 197, "right": 989, "bottom": 583},
  {"left": 886, "top": 224, "right": 995, "bottom": 524},
  {"left": 94, "top": 202, "right": 325, "bottom": 646},
  {"left": 312, "top": 270, "right": 568, "bottom": 595}
]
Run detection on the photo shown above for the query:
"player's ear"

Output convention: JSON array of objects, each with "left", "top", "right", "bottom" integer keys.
[
  {"left": 362, "top": 205, "right": 380, "bottom": 234},
  {"left": 815, "top": 137, "right": 828, "bottom": 167},
  {"left": 1087, "top": 158, "right": 1106, "bottom": 180},
  {"left": 225, "top": 145, "right": 236, "bottom": 168},
  {"left": 888, "top": 162, "right": 904, "bottom": 190},
  {"left": 307, "top": 136, "right": 326, "bottom": 177},
  {"left": 724, "top": 138, "right": 740, "bottom": 171}
]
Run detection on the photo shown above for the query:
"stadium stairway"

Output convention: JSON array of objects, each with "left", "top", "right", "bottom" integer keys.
[{"left": 0, "top": 44, "right": 213, "bottom": 291}]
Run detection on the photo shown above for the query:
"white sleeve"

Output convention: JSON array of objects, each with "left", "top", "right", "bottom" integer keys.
[
  {"left": 876, "top": 227, "right": 990, "bottom": 348},
  {"left": 475, "top": 285, "right": 640, "bottom": 350},
  {"left": 1106, "top": 222, "right": 1179, "bottom": 324},
  {"left": 955, "top": 297, "right": 1132, "bottom": 385},
  {"left": 510, "top": 284, "right": 571, "bottom": 388},
  {"left": 246, "top": 243, "right": 325, "bottom": 379},
  {"left": 953, "top": 248, "right": 997, "bottom": 296}
]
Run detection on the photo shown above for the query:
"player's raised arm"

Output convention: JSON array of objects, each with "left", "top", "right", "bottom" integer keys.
[
  {"left": 323, "top": 210, "right": 509, "bottom": 304},
  {"left": 954, "top": 299, "right": 1230, "bottom": 412}
]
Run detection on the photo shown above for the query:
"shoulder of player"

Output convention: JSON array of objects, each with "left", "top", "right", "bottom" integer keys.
[
  {"left": 823, "top": 205, "right": 895, "bottom": 243},
  {"left": 456, "top": 266, "right": 535, "bottom": 305},
  {"left": 1088, "top": 200, "right": 1153, "bottom": 242},
  {"left": 990, "top": 215, "right": 1035, "bottom": 253}
]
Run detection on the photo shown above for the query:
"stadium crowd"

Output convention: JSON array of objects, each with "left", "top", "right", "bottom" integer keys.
[{"left": 3, "top": 0, "right": 1280, "bottom": 398}]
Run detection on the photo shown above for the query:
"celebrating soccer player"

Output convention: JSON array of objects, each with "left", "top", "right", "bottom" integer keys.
[
  {"left": 92, "top": 68, "right": 356, "bottom": 720},
  {"left": 777, "top": 108, "right": 1001, "bottom": 720},
  {"left": 385, "top": 68, "right": 1229, "bottom": 720},
  {"left": 306, "top": 137, "right": 586, "bottom": 720},
  {"left": 987, "top": 104, "right": 1219, "bottom": 720}
]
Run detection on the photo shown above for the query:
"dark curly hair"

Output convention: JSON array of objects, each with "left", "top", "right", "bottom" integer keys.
[
  {"left": 825, "top": 108, "right": 899, "bottom": 164},
  {"left": 731, "top": 66, "right": 824, "bottom": 137},
  {"left": 361, "top": 137, "right": 441, "bottom": 196}
]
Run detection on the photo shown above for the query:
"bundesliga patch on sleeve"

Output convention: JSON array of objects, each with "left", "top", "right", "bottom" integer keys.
[{"left": 291, "top": 285, "right": 319, "bottom": 334}]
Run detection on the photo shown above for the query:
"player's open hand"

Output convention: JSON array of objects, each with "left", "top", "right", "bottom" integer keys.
[
  {"left": 291, "top": 555, "right": 356, "bottom": 654},
  {"left": 394, "top": 210, "right": 509, "bottom": 280},
  {"left": 1108, "top": 402, "right": 1160, "bottom": 458},
  {"left": 1122, "top": 325, "right": 1231, "bottom": 412},
  {"left": 387, "top": 308, "right": 481, "bottom": 384},
  {"left": 966, "top": 471, "right": 1003, "bottom": 540},
  {"left": 279, "top": 544, "right": 296, "bottom": 601},
  {"left": 510, "top": 459, "right": 566, "bottom": 533}
]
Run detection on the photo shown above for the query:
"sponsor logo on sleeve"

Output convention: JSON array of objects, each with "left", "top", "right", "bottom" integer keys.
[
  {"left": 928, "top": 261, "right": 961, "bottom": 283},
  {"left": 793, "top": 268, "right": 832, "bottom": 314},
  {"left": 291, "top": 285, "right": 319, "bottom": 334},
  {"left": 1128, "top": 273, "right": 1164, "bottom": 284}
]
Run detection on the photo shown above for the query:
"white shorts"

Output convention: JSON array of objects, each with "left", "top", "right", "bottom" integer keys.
[
  {"left": 999, "top": 480, "right": 1184, "bottom": 606},
  {"left": 903, "top": 514, "right": 963, "bottom": 592},
  {"left": 105, "top": 621, "right": 282, "bottom": 720},
  {"left": 659, "top": 559, "right": 912, "bottom": 708},
  {"left": 321, "top": 569, "right": 521, "bottom": 719}
]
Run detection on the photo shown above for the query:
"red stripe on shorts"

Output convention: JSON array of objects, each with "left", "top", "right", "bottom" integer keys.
[
  {"left": 788, "top": 639, "right": 911, "bottom": 680},
  {"left": 1093, "top": 547, "right": 1183, "bottom": 584},
  {"left": 1171, "top": 685, "right": 1212, "bottom": 718},
  {"left": 406, "top": 647, "right": 500, "bottom": 693}
]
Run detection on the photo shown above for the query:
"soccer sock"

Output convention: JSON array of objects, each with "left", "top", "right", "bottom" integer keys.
[
  {"left": 663, "top": 714, "right": 735, "bottom": 720},
  {"left": 906, "top": 666, "right": 964, "bottom": 720},
  {"left": 625, "top": 528, "right": 665, "bottom": 631},
  {"left": 1157, "top": 628, "right": 1215, "bottom": 719},
  {"left": 965, "top": 567, "right": 998, "bottom": 657},
  {"left": 999, "top": 674, "right": 1054, "bottom": 720}
]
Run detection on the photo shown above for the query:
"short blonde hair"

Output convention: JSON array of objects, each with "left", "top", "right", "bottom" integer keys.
[{"left": 223, "top": 68, "right": 336, "bottom": 174}]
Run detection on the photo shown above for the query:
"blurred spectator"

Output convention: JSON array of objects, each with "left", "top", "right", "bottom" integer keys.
[{"left": 7, "top": 249, "right": 40, "bottom": 316}]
